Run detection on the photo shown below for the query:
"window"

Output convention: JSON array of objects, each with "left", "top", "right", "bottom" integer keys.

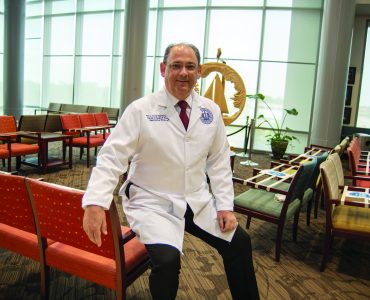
[
  {"left": 357, "top": 21, "right": 370, "bottom": 128},
  {"left": 147, "top": 1, "right": 323, "bottom": 153},
  {"left": 24, "top": 0, "right": 125, "bottom": 112},
  {"left": 0, "top": 0, "right": 4, "bottom": 114}
]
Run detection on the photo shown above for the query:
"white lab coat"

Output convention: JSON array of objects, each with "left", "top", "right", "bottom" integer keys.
[{"left": 82, "top": 87, "right": 236, "bottom": 252}]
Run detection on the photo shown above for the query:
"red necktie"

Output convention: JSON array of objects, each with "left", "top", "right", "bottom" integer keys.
[{"left": 178, "top": 101, "right": 189, "bottom": 130}]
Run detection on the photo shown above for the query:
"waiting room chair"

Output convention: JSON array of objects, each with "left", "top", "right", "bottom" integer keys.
[
  {"left": 18, "top": 115, "right": 47, "bottom": 144},
  {"left": 233, "top": 159, "right": 316, "bottom": 261},
  {"left": 102, "top": 107, "right": 120, "bottom": 125},
  {"left": 278, "top": 151, "right": 329, "bottom": 224},
  {"left": 347, "top": 138, "right": 370, "bottom": 187},
  {"left": 44, "top": 114, "right": 63, "bottom": 133},
  {"left": 34, "top": 102, "right": 62, "bottom": 115},
  {"left": 87, "top": 106, "right": 103, "bottom": 113},
  {"left": 60, "top": 114, "right": 105, "bottom": 167},
  {"left": 26, "top": 178, "right": 150, "bottom": 300},
  {"left": 319, "top": 159, "right": 370, "bottom": 271},
  {"left": 0, "top": 172, "right": 40, "bottom": 260},
  {"left": 0, "top": 116, "right": 40, "bottom": 172}
]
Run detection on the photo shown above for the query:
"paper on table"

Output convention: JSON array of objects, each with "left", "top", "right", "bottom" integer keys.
[{"left": 260, "top": 169, "right": 287, "bottom": 178}]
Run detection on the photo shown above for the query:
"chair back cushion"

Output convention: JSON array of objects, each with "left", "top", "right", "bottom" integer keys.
[
  {"left": 18, "top": 115, "right": 47, "bottom": 132},
  {"left": 87, "top": 106, "right": 103, "bottom": 113},
  {"left": 102, "top": 107, "right": 119, "bottom": 123},
  {"left": 290, "top": 159, "right": 317, "bottom": 202},
  {"left": 79, "top": 113, "right": 97, "bottom": 127},
  {"left": 0, "top": 173, "right": 35, "bottom": 233},
  {"left": 320, "top": 159, "right": 340, "bottom": 201},
  {"left": 60, "top": 114, "right": 81, "bottom": 132},
  {"left": 61, "top": 104, "right": 89, "bottom": 113},
  {"left": 94, "top": 112, "right": 110, "bottom": 126},
  {"left": 48, "top": 102, "right": 62, "bottom": 112},
  {"left": 44, "top": 114, "right": 63, "bottom": 132},
  {"left": 0, "top": 116, "right": 17, "bottom": 133},
  {"left": 27, "top": 178, "right": 116, "bottom": 259},
  {"left": 327, "top": 152, "right": 345, "bottom": 186}
]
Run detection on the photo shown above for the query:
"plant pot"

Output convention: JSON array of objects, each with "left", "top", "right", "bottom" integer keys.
[{"left": 271, "top": 140, "right": 289, "bottom": 159}]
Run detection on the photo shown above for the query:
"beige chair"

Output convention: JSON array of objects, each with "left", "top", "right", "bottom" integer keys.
[{"left": 319, "top": 159, "right": 370, "bottom": 271}]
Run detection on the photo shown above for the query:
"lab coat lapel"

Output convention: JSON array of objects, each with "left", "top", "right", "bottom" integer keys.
[
  {"left": 187, "top": 94, "right": 201, "bottom": 132},
  {"left": 155, "top": 89, "right": 185, "bottom": 132}
]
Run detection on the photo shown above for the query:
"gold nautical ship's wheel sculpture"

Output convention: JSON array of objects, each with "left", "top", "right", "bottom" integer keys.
[{"left": 196, "top": 62, "right": 246, "bottom": 126}]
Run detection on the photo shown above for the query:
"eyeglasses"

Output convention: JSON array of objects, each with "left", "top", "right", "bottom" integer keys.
[{"left": 167, "top": 63, "right": 198, "bottom": 72}]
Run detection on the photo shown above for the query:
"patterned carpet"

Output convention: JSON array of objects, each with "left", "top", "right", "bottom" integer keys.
[{"left": 0, "top": 148, "right": 369, "bottom": 299}]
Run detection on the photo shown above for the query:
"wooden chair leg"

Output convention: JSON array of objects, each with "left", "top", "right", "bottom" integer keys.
[
  {"left": 246, "top": 216, "right": 252, "bottom": 229},
  {"left": 63, "top": 143, "right": 66, "bottom": 160},
  {"left": 80, "top": 148, "right": 83, "bottom": 160},
  {"left": 292, "top": 212, "right": 299, "bottom": 241},
  {"left": 7, "top": 157, "right": 11, "bottom": 172},
  {"left": 16, "top": 156, "right": 21, "bottom": 170},
  {"left": 306, "top": 200, "right": 312, "bottom": 226},
  {"left": 87, "top": 147, "right": 90, "bottom": 168},
  {"left": 2, "top": 158, "right": 5, "bottom": 167},
  {"left": 275, "top": 223, "right": 285, "bottom": 262},
  {"left": 320, "top": 231, "right": 331, "bottom": 272},
  {"left": 314, "top": 185, "right": 322, "bottom": 219}
]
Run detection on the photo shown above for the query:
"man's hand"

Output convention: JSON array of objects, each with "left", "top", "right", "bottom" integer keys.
[
  {"left": 83, "top": 205, "right": 107, "bottom": 247},
  {"left": 217, "top": 210, "right": 238, "bottom": 233}
]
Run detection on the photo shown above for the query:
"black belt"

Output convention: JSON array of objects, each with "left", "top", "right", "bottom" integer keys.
[{"left": 125, "top": 181, "right": 134, "bottom": 198}]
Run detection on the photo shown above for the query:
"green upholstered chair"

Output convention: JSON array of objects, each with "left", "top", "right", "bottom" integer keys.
[
  {"left": 301, "top": 152, "right": 329, "bottom": 225},
  {"left": 273, "top": 152, "right": 329, "bottom": 225},
  {"left": 234, "top": 159, "right": 316, "bottom": 262},
  {"left": 319, "top": 159, "right": 370, "bottom": 271}
]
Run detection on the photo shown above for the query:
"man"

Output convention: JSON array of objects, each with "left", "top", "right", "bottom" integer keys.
[{"left": 82, "top": 43, "right": 259, "bottom": 300}]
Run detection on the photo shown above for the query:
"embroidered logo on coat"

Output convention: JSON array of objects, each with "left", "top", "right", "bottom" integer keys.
[
  {"left": 146, "top": 114, "right": 169, "bottom": 121},
  {"left": 200, "top": 108, "right": 213, "bottom": 124}
]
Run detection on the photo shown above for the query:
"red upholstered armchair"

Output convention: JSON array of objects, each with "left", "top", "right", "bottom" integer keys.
[
  {"left": 0, "top": 116, "right": 40, "bottom": 172},
  {"left": 0, "top": 172, "right": 40, "bottom": 260},
  {"left": 26, "top": 178, "right": 150, "bottom": 300},
  {"left": 60, "top": 114, "right": 105, "bottom": 167}
]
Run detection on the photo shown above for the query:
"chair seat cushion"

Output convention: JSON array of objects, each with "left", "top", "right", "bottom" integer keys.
[
  {"left": 0, "top": 148, "right": 8, "bottom": 158},
  {"left": 355, "top": 179, "right": 370, "bottom": 188},
  {"left": 0, "top": 224, "right": 54, "bottom": 260},
  {"left": 0, "top": 223, "right": 39, "bottom": 260},
  {"left": 234, "top": 188, "right": 301, "bottom": 218},
  {"left": 70, "top": 136, "right": 105, "bottom": 147},
  {"left": 332, "top": 205, "right": 370, "bottom": 233},
  {"left": 45, "top": 226, "right": 148, "bottom": 290},
  {"left": 6, "top": 143, "right": 39, "bottom": 156}
]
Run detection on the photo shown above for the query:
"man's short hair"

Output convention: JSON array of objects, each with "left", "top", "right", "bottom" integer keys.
[{"left": 163, "top": 43, "right": 201, "bottom": 65}]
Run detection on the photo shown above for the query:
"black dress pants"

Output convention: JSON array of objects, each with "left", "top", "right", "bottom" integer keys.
[{"left": 145, "top": 205, "right": 260, "bottom": 300}]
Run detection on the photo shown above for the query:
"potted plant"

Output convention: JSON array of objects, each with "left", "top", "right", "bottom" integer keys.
[{"left": 248, "top": 93, "right": 298, "bottom": 159}]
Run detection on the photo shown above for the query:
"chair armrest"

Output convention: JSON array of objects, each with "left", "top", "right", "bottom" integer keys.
[
  {"left": 122, "top": 228, "right": 136, "bottom": 243},
  {"left": 232, "top": 177, "right": 245, "bottom": 185}
]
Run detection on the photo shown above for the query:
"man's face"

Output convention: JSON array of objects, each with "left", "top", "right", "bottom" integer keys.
[{"left": 160, "top": 45, "right": 201, "bottom": 100}]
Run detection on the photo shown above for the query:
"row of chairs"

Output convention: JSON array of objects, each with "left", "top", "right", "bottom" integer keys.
[
  {"left": 347, "top": 136, "right": 370, "bottom": 187},
  {"left": 35, "top": 102, "right": 120, "bottom": 125},
  {"left": 0, "top": 171, "right": 150, "bottom": 299},
  {"left": 0, "top": 112, "right": 113, "bottom": 171},
  {"left": 233, "top": 136, "right": 370, "bottom": 269},
  {"left": 0, "top": 116, "right": 41, "bottom": 172}
]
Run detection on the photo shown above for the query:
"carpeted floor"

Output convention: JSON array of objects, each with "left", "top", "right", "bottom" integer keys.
[{"left": 0, "top": 147, "right": 369, "bottom": 300}]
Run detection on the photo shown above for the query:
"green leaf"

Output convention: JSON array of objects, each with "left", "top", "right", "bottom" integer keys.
[
  {"left": 247, "top": 93, "right": 265, "bottom": 100},
  {"left": 285, "top": 108, "right": 298, "bottom": 115}
]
